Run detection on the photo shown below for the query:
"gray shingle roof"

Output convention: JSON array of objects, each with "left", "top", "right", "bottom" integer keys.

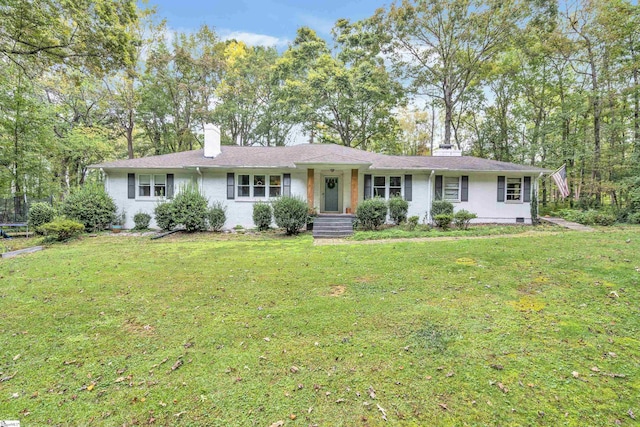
[{"left": 90, "top": 144, "right": 550, "bottom": 173}]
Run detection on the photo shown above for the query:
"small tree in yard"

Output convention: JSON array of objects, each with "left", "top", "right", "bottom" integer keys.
[
  {"left": 388, "top": 196, "right": 409, "bottom": 225},
  {"left": 430, "top": 200, "right": 453, "bottom": 221},
  {"left": 62, "top": 184, "right": 116, "bottom": 232},
  {"left": 253, "top": 202, "right": 272, "bottom": 231},
  {"left": 434, "top": 213, "right": 453, "bottom": 230},
  {"left": 154, "top": 202, "right": 176, "bottom": 231},
  {"left": 28, "top": 202, "right": 56, "bottom": 232},
  {"left": 38, "top": 218, "right": 84, "bottom": 241},
  {"left": 356, "top": 197, "right": 388, "bottom": 230},
  {"left": 172, "top": 184, "right": 209, "bottom": 232},
  {"left": 272, "top": 196, "right": 308, "bottom": 235},
  {"left": 133, "top": 212, "right": 151, "bottom": 230}
]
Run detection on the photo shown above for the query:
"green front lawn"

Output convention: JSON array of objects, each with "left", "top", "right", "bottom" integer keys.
[{"left": 1, "top": 229, "right": 639, "bottom": 426}]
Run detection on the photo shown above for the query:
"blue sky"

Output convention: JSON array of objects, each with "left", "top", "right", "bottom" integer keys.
[{"left": 147, "top": 0, "right": 386, "bottom": 47}]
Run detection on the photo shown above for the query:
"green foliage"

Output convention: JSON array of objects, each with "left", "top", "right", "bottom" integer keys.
[
  {"left": 208, "top": 202, "right": 227, "bottom": 232},
  {"left": 62, "top": 184, "right": 116, "bottom": 232},
  {"left": 252, "top": 202, "right": 272, "bottom": 231},
  {"left": 628, "top": 212, "right": 640, "bottom": 224},
  {"left": 154, "top": 202, "right": 176, "bottom": 231},
  {"left": 430, "top": 200, "right": 454, "bottom": 219},
  {"left": 28, "top": 202, "right": 55, "bottom": 232},
  {"left": 406, "top": 215, "right": 420, "bottom": 231},
  {"left": 272, "top": 196, "right": 308, "bottom": 235},
  {"left": 356, "top": 197, "right": 388, "bottom": 230},
  {"left": 133, "top": 212, "right": 151, "bottom": 230},
  {"left": 171, "top": 185, "right": 209, "bottom": 232},
  {"left": 37, "top": 218, "right": 84, "bottom": 241},
  {"left": 530, "top": 189, "right": 539, "bottom": 225},
  {"left": 558, "top": 209, "right": 616, "bottom": 226},
  {"left": 388, "top": 196, "right": 409, "bottom": 225},
  {"left": 434, "top": 213, "right": 453, "bottom": 230},
  {"left": 453, "top": 210, "right": 477, "bottom": 230}
]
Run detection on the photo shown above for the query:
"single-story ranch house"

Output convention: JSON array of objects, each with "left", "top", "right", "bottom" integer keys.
[{"left": 90, "top": 125, "right": 549, "bottom": 230}]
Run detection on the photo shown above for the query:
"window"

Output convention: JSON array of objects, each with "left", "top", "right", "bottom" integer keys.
[
  {"left": 269, "top": 175, "right": 281, "bottom": 197},
  {"left": 139, "top": 174, "right": 151, "bottom": 197},
  {"left": 506, "top": 178, "right": 522, "bottom": 201},
  {"left": 236, "top": 174, "right": 282, "bottom": 198},
  {"left": 389, "top": 176, "right": 402, "bottom": 197},
  {"left": 373, "top": 176, "right": 386, "bottom": 198},
  {"left": 238, "top": 175, "right": 251, "bottom": 197},
  {"left": 444, "top": 177, "right": 460, "bottom": 201},
  {"left": 154, "top": 174, "right": 166, "bottom": 197},
  {"left": 254, "top": 175, "right": 266, "bottom": 197}
]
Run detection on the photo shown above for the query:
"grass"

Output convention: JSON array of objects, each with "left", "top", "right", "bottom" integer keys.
[
  {"left": 1, "top": 228, "right": 640, "bottom": 426},
  {"left": 351, "top": 223, "right": 560, "bottom": 241}
]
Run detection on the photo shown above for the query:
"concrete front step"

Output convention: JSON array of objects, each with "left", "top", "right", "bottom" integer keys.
[{"left": 313, "top": 214, "right": 355, "bottom": 238}]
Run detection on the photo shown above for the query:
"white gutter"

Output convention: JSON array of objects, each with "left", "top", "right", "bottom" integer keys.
[{"left": 196, "top": 167, "right": 203, "bottom": 193}]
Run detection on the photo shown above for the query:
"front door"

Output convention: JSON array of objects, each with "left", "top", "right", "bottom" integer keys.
[{"left": 324, "top": 176, "right": 339, "bottom": 212}]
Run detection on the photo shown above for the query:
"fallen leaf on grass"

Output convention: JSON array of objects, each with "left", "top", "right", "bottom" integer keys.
[
  {"left": 377, "top": 404, "right": 388, "bottom": 421},
  {"left": 591, "top": 367, "right": 600, "bottom": 372},
  {"left": 572, "top": 371, "right": 580, "bottom": 378},
  {"left": 86, "top": 383, "right": 95, "bottom": 392},
  {"left": 171, "top": 360, "right": 183, "bottom": 371},
  {"left": 269, "top": 421, "right": 284, "bottom": 427},
  {"left": 497, "top": 383, "right": 508, "bottom": 393},
  {"left": 13, "top": 354, "right": 21, "bottom": 361},
  {"left": 0, "top": 372, "right": 17, "bottom": 382},
  {"left": 628, "top": 409, "right": 636, "bottom": 419},
  {"left": 290, "top": 366, "right": 299, "bottom": 373},
  {"left": 336, "top": 398, "right": 346, "bottom": 404},
  {"left": 439, "top": 403, "right": 448, "bottom": 410},
  {"left": 490, "top": 364, "right": 503, "bottom": 370},
  {"left": 368, "top": 386, "right": 376, "bottom": 399}
]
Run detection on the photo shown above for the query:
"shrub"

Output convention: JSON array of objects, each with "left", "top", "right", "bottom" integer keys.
[
  {"left": 133, "top": 212, "right": 151, "bottom": 230},
  {"left": 62, "top": 184, "right": 116, "bottom": 232},
  {"left": 38, "top": 218, "right": 84, "bottom": 241},
  {"left": 28, "top": 202, "right": 55, "bottom": 232},
  {"left": 388, "top": 197, "right": 409, "bottom": 225},
  {"left": 356, "top": 197, "right": 388, "bottom": 230},
  {"left": 434, "top": 213, "right": 453, "bottom": 230},
  {"left": 253, "top": 202, "right": 272, "bottom": 231},
  {"left": 406, "top": 215, "right": 420, "bottom": 231},
  {"left": 208, "top": 202, "right": 227, "bottom": 232},
  {"left": 453, "top": 210, "right": 477, "bottom": 230},
  {"left": 154, "top": 202, "right": 176, "bottom": 231},
  {"left": 628, "top": 212, "right": 640, "bottom": 224},
  {"left": 586, "top": 210, "right": 616, "bottom": 226},
  {"left": 272, "top": 196, "right": 308, "bottom": 235},
  {"left": 171, "top": 185, "right": 208, "bottom": 232},
  {"left": 430, "top": 200, "right": 454, "bottom": 221}
]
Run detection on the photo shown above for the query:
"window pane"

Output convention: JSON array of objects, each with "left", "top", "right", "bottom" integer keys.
[
  {"left": 238, "top": 175, "right": 250, "bottom": 197},
  {"left": 390, "top": 176, "right": 401, "bottom": 187},
  {"left": 269, "top": 187, "right": 281, "bottom": 197},
  {"left": 444, "top": 177, "right": 459, "bottom": 201},
  {"left": 374, "top": 176, "right": 386, "bottom": 186},
  {"left": 269, "top": 175, "right": 281, "bottom": 197},
  {"left": 506, "top": 178, "right": 521, "bottom": 201},
  {"left": 254, "top": 175, "right": 265, "bottom": 186},
  {"left": 139, "top": 174, "right": 151, "bottom": 197},
  {"left": 389, "top": 187, "right": 402, "bottom": 197},
  {"left": 373, "top": 176, "right": 386, "bottom": 198},
  {"left": 154, "top": 175, "right": 166, "bottom": 185},
  {"left": 269, "top": 175, "right": 281, "bottom": 186}
]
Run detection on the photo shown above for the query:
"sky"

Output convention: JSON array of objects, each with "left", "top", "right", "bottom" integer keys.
[{"left": 146, "top": 0, "right": 387, "bottom": 48}]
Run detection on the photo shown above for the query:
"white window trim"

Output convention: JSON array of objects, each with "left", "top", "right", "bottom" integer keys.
[
  {"left": 373, "top": 175, "right": 403, "bottom": 200},
  {"left": 236, "top": 173, "right": 283, "bottom": 200},
  {"left": 443, "top": 176, "right": 461, "bottom": 203},
  {"left": 505, "top": 177, "right": 523, "bottom": 203},
  {"left": 137, "top": 174, "right": 167, "bottom": 200}
]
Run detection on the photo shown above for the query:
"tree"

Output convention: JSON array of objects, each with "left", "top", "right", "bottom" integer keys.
[
  {"left": 375, "top": 0, "right": 524, "bottom": 148},
  {"left": 0, "top": 0, "right": 138, "bottom": 74}
]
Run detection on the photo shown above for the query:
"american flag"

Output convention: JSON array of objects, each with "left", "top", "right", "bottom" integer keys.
[{"left": 550, "top": 164, "right": 570, "bottom": 198}]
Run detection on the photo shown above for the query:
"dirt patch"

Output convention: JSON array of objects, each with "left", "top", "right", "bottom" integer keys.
[
  {"left": 123, "top": 318, "right": 155, "bottom": 335},
  {"left": 455, "top": 257, "right": 477, "bottom": 266},
  {"left": 508, "top": 297, "right": 545, "bottom": 312},
  {"left": 354, "top": 275, "right": 378, "bottom": 284},
  {"left": 329, "top": 285, "right": 346, "bottom": 297}
]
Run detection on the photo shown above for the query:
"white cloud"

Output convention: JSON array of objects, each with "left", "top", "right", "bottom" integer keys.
[{"left": 221, "top": 31, "right": 289, "bottom": 48}]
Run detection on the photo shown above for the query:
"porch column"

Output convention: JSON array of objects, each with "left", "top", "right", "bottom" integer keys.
[
  {"left": 350, "top": 169, "right": 358, "bottom": 213},
  {"left": 307, "top": 169, "right": 314, "bottom": 208}
]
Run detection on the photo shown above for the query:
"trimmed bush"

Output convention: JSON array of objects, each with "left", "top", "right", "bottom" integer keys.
[
  {"left": 62, "top": 184, "right": 116, "bottom": 232},
  {"left": 208, "top": 202, "right": 227, "bottom": 232},
  {"left": 388, "top": 197, "right": 409, "bottom": 225},
  {"left": 453, "top": 210, "right": 477, "bottom": 230},
  {"left": 356, "top": 197, "right": 388, "bottom": 230},
  {"left": 38, "top": 218, "right": 84, "bottom": 241},
  {"left": 559, "top": 209, "right": 616, "bottom": 226},
  {"left": 253, "top": 202, "right": 272, "bottom": 231},
  {"left": 430, "top": 200, "right": 454, "bottom": 220},
  {"left": 154, "top": 202, "right": 176, "bottom": 231},
  {"left": 272, "top": 196, "right": 308, "bottom": 235},
  {"left": 133, "top": 212, "right": 151, "bottom": 230},
  {"left": 28, "top": 202, "right": 55, "bottom": 232},
  {"left": 434, "top": 213, "right": 453, "bottom": 230},
  {"left": 172, "top": 185, "right": 208, "bottom": 232}
]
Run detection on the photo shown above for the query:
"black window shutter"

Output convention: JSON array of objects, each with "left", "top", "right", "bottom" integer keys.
[
  {"left": 128, "top": 173, "right": 135, "bottom": 199},
  {"left": 497, "top": 176, "right": 506, "bottom": 202},
  {"left": 227, "top": 173, "right": 235, "bottom": 200},
  {"left": 363, "top": 174, "right": 372, "bottom": 200},
  {"left": 404, "top": 174, "right": 412, "bottom": 201},
  {"left": 435, "top": 175, "right": 443, "bottom": 200},
  {"left": 283, "top": 173, "right": 291, "bottom": 197},
  {"left": 461, "top": 175, "right": 469, "bottom": 202},
  {"left": 166, "top": 174, "right": 174, "bottom": 199},
  {"left": 523, "top": 176, "right": 531, "bottom": 202}
]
